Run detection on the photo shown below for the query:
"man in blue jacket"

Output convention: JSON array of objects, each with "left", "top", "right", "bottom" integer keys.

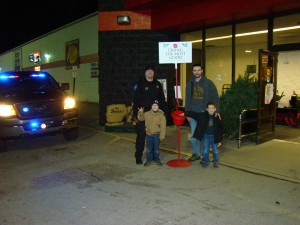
[{"left": 185, "top": 64, "right": 220, "bottom": 162}]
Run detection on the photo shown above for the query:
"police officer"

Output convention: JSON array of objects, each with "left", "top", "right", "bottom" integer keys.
[{"left": 132, "top": 64, "right": 166, "bottom": 164}]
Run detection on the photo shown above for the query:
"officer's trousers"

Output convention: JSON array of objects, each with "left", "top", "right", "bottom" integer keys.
[{"left": 134, "top": 120, "right": 146, "bottom": 161}]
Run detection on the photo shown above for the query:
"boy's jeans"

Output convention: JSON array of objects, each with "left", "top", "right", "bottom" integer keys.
[
  {"left": 146, "top": 134, "right": 160, "bottom": 162},
  {"left": 189, "top": 118, "right": 201, "bottom": 157},
  {"left": 202, "top": 133, "right": 219, "bottom": 165}
]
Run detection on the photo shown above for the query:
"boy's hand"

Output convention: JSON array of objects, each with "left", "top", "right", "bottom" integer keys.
[
  {"left": 132, "top": 118, "right": 139, "bottom": 125},
  {"left": 138, "top": 107, "right": 144, "bottom": 113},
  {"left": 218, "top": 143, "right": 223, "bottom": 151},
  {"left": 179, "top": 113, "right": 185, "bottom": 117},
  {"left": 215, "top": 113, "right": 221, "bottom": 120}
]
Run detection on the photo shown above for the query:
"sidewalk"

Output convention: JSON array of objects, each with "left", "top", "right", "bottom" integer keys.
[{"left": 78, "top": 101, "right": 300, "bottom": 184}]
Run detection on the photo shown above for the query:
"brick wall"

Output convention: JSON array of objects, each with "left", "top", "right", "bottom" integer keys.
[
  {"left": 98, "top": 30, "right": 179, "bottom": 124},
  {"left": 99, "top": 11, "right": 151, "bottom": 31}
]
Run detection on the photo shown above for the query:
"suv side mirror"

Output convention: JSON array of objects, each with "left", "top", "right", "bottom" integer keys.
[{"left": 61, "top": 83, "right": 70, "bottom": 90}]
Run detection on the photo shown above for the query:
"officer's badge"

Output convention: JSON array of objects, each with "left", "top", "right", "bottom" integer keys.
[
  {"left": 134, "top": 84, "right": 138, "bottom": 91},
  {"left": 145, "top": 87, "right": 148, "bottom": 91}
]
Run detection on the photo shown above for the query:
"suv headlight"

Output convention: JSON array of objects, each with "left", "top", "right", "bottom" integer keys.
[
  {"left": 0, "top": 104, "right": 17, "bottom": 117},
  {"left": 64, "top": 97, "right": 76, "bottom": 109}
]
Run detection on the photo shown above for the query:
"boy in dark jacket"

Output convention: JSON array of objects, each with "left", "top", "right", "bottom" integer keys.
[{"left": 182, "top": 102, "right": 223, "bottom": 168}]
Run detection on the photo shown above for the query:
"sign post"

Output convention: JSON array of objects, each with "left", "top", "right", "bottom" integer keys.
[
  {"left": 159, "top": 41, "right": 192, "bottom": 168},
  {"left": 72, "top": 66, "right": 78, "bottom": 96}
]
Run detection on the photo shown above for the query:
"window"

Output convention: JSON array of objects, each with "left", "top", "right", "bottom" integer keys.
[
  {"left": 273, "top": 13, "right": 300, "bottom": 45},
  {"left": 236, "top": 20, "right": 268, "bottom": 81},
  {"left": 180, "top": 31, "right": 202, "bottom": 105},
  {"left": 206, "top": 25, "right": 232, "bottom": 95}
]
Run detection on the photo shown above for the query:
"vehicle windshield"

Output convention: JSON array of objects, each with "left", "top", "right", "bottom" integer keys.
[{"left": 0, "top": 71, "right": 60, "bottom": 92}]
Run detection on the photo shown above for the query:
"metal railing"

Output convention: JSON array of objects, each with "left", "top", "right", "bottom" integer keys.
[{"left": 238, "top": 109, "right": 258, "bottom": 148}]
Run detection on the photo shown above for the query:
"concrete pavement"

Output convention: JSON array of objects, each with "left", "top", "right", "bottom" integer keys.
[
  {"left": 1, "top": 101, "right": 300, "bottom": 225},
  {"left": 78, "top": 102, "right": 300, "bottom": 184}
]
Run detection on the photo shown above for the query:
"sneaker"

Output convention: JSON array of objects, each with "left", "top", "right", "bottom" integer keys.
[
  {"left": 188, "top": 154, "right": 201, "bottom": 162},
  {"left": 214, "top": 163, "right": 219, "bottom": 168},
  {"left": 202, "top": 163, "right": 208, "bottom": 168},
  {"left": 144, "top": 161, "right": 152, "bottom": 167},
  {"left": 154, "top": 161, "right": 163, "bottom": 166}
]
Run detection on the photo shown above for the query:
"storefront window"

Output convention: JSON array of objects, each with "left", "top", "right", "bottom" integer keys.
[
  {"left": 181, "top": 31, "right": 202, "bottom": 105},
  {"left": 273, "top": 13, "right": 300, "bottom": 45},
  {"left": 236, "top": 20, "right": 268, "bottom": 81},
  {"left": 206, "top": 25, "right": 232, "bottom": 95}
]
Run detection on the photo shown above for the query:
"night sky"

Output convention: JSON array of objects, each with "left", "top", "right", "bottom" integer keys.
[{"left": 0, "top": 0, "right": 98, "bottom": 54}]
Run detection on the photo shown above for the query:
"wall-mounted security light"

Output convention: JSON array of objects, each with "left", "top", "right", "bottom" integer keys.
[{"left": 117, "top": 16, "right": 131, "bottom": 25}]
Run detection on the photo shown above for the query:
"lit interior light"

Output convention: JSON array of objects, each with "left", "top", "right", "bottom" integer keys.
[
  {"left": 190, "top": 25, "right": 300, "bottom": 43},
  {"left": 245, "top": 50, "right": 252, "bottom": 53},
  {"left": 191, "top": 39, "right": 202, "bottom": 43},
  {"left": 274, "top": 25, "right": 300, "bottom": 32},
  {"left": 236, "top": 30, "right": 267, "bottom": 37},
  {"left": 206, "top": 35, "right": 233, "bottom": 41}
]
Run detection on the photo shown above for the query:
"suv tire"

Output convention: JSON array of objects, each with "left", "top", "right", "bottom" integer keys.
[{"left": 63, "top": 127, "right": 79, "bottom": 141}]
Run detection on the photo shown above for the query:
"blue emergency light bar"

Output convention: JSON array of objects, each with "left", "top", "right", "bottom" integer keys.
[
  {"left": 30, "top": 73, "right": 46, "bottom": 78},
  {"left": 0, "top": 75, "right": 19, "bottom": 79}
]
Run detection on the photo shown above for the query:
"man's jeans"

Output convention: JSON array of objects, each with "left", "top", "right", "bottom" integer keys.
[
  {"left": 189, "top": 118, "right": 201, "bottom": 157},
  {"left": 202, "top": 133, "right": 219, "bottom": 165},
  {"left": 145, "top": 134, "right": 160, "bottom": 162}
]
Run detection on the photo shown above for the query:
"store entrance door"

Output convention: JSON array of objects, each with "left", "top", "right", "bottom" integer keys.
[{"left": 256, "top": 50, "right": 278, "bottom": 144}]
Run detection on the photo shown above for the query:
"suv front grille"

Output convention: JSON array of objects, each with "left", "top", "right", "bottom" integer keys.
[{"left": 15, "top": 100, "right": 64, "bottom": 119}]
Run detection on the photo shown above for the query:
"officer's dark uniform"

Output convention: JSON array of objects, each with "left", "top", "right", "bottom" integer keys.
[{"left": 132, "top": 68, "right": 166, "bottom": 164}]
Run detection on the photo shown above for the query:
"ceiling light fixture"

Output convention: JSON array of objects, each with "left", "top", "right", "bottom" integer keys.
[{"left": 190, "top": 25, "right": 300, "bottom": 43}]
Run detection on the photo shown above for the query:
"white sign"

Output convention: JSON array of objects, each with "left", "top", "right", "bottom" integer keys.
[
  {"left": 264, "top": 83, "right": 274, "bottom": 104},
  {"left": 159, "top": 42, "right": 192, "bottom": 64},
  {"left": 72, "top": 70, "right": 77, "bottom": 78},
  {"left": 91, "top": 62, "right": 99, "bottom": 77}
]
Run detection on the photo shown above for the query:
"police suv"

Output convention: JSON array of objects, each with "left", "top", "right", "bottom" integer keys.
[{"left": 0, "top": 71, "right": 78, "bottom": 151}]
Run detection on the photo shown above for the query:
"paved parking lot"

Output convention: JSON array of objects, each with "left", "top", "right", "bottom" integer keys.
[{"left": 0, "top": 102, "right": 300, "bottom": 225}]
